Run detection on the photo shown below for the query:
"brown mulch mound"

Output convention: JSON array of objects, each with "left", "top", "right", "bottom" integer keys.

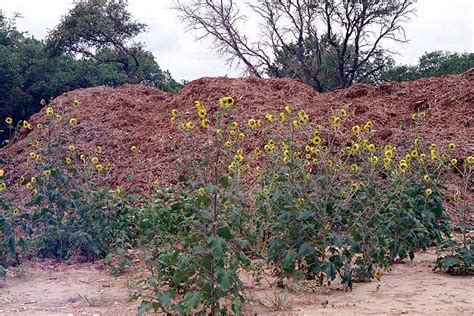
[{"left": 1, "top": 70, "right": 473, "bottom": 197}]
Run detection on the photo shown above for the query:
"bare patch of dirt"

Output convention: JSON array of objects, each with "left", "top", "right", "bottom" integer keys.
[
  {"left": 0, "top": 260, "right": 139, "bottom": 315},
  {"left": 246, "top": 249, "right": 473, "bottom": 315},
  {"left": 0, "top": 249, "right": 472, "bottom": 315}
]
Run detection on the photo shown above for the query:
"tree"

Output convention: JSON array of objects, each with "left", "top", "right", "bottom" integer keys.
[
  {"left": 0, "top": 9, "right": 182, "bottom": 146},
  {"left": 381, "top": 51, "right": 474, "bottom": 82},
  {"left": 175, "top": 0, "right": 415, "bottom": 91},
  {"left": 46, "top": 0, "right": 147, "bottom": 78}
]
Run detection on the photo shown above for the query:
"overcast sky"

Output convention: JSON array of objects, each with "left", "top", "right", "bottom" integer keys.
[{"left": 1, "top": 0, "right": 473, "bottom": 81}]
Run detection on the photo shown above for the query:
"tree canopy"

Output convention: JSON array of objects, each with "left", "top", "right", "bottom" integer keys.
[
  {"left": 175, "top": 0, "right": 415, "bottom": 92},
  {"left": 46, "top": 0, "right": 147, "bottom": 78},
  {"left": 381, "top": 51, "right": 474, "bottom": 82},
  {"left": 0, "top": 3, "right": 181, "bottom": 146}
]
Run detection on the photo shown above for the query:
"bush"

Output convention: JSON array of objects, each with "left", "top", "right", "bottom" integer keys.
[{"left": 0, "top": 99, "right": 138, "bottom": 264}]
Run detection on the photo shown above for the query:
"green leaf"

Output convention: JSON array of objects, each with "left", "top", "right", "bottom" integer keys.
[
  {"left": 215, "top": 267, "right": 234, "bottom": 292},
  {"left": 441, "top": 256, "right": 461, "bottom": 271},
  {"left": 219, "top": 176, "right": 230, "bottom": 189},
  {"left": 206, "top": 183, "right": 219, "bottom": 194},
  {"left": 201, "top": 255, "right": 213, "bottom": 270},
  {"left": 158, "top": 292, "right": 172, "bottom": 308},
  {"left": 218, "top": 226, "right": 233, "bottom": 241},
  {"left": 320, "top": 262, "right": 336, "bottom": 280},
  {"left": 282, "top": 250, "right": 296, "bottom": 273},
  {"left": 183, "top": 291, "right": 203, "bottom": 313},
  {"left": 297, "top": 243, "right": 315, "bottom": 258},
  {"left": 137, "top": 301, "right": 153, "bottom": 316},
  {"left": 207, "top": 236, "right": 227, "bottom": 260}
]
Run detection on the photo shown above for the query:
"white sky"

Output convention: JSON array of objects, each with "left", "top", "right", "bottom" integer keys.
[{"left": 1, "top": 0, "right": 473, "bottom": 81}]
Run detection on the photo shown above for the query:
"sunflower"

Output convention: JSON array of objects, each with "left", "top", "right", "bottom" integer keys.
[
  {"left": 230, "top": 122, "right": 238, "bottom": 130},
  {"left": 40, "top": 99, "right": 46, "bottom": 106},
  {"left": 370, "top": 156, "right": 379, "bottom": 165},
  {"left": 351, "top": 125, "right": 361, "bottom": 135},
  {"left": 284, "top": 105, "right": 292, "bottom": 113},
  {"left": 410, "top": 149, "right": 419, "bottom": 157},
  {"left": 69, "top": 118, "right": 77, "bottom": 126},
  {"left": 340, "top": 109, "right": 348, "bottom": 118},
  {"left": 219, "top": 96, "right": 235, "bottom": 109},
  {"left": 298, "top": 110, "right": 309, "bottom": 123},
  {"left": 68, "top": 145, "right": 75, "bottom": 152},
  {"left": 96, "top": 164, "right": 104, "bottom": 172},
  {"left": 265, "top": 114, "right": 275, "bottom": 122},
  {"left": 13, "top": 208, "right": 19, "bottom": 215},
  {"left": 234, "top": 154, "right": 244, "bottom": 163},
  {"left": 292, "top": 120, "right": 300, "bottom": 130},
  {"left": 279, "top": 112, "right": 287, "bottom": 121},
  {"left": 5, "top": 117, "right": 13, "bottom": 125},
  {"left": 91, "top": 157, "right": 99, "bottom": 164},
  {"left": 185, "top": 122, "right": 195, "bottom": 129},
  {"left": 0, "top": 183, "right": 6, "bottom": 192},
  {"left": 201, "top": 119, "right": 210, "bottom": 129},
  {"left": 423, "top": 174, "right": 430, "bottom": 183},
  {"left": 350, "top": 163, "right": 359, "bottom": 172},
  {"left": 43, "top": 170, "right": 52, "bottom": 177},
  {"left": 363, "top": 120, "right": 373, "bottom": 131},
  {"left": 448, "top": 143, "right": 455, "bottom": 150},
  {"left": 194, "top": 100, "right": 204, "bottom": 110},
  {"left": 65, "top": 157, "right": 72, "bottom": 165},
  {"left": 351, "top": 182, "right": 360, "bottom": 191},
  {"left": 247, "top": 118, "right": 257, "bottom": 129},
  {"left": 72, "top": 100, "right": 80, "bottom": 108},
  {"left": 330, "top": 116, "right": 341, "bottom": 127},
  {"left": 171, "top": 109, "right": 178, "bottom": 121},
  {"left": 46, "top": 107, "right": 54, "bottom": 117},
  {"left": 450, "top": 158, "right": 458, "bottom": 166},
  {"left": 197, "top": 108, "right": 207, "bottom": 119},
  {"left": 0, "top": 169, "right": 3, "bottom": 178},
  {"left": 352, "top": 143, "right": 360, "bottom": 153},
  {"left": 425, "top": 188, "right": 433, "bottom": 196},
  {"left": 468, "top": 156, "right": 474, "bottom": 165}
]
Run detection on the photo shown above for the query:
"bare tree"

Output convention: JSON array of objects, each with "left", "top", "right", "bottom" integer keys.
[{"left": 175, "top": 0, "right": 415, "bottom": 91}]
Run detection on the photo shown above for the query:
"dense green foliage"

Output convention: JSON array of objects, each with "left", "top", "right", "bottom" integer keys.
[
  {"left": 381, "top": 51, "right": 474, "bottom": 82},
  {"left": 0, "top": 6, "right": 181, "bottom": 146}
]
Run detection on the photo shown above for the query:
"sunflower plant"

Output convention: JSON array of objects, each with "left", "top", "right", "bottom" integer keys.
[
  {"left": 0, "top": 100, "right": 138, "bottom": 264},
  {"left": 134, "top": 97, "right": 251, "bottom": 315},
  {"left": 255, "top": 108, "right": 452, "bottom": 288}
]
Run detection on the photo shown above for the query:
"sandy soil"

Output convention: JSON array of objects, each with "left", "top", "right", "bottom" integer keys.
[{"left": 0, "top": 248, "right": 472, "bottom": 315}]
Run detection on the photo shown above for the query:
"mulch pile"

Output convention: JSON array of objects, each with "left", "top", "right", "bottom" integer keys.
[{"left": 1, "top": 70, "right": 473, "bottom": 197}]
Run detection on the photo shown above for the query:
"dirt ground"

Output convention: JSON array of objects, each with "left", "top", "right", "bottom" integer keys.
[{"left": 0, "top": 248, "right": 472, "bottom": 315}]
